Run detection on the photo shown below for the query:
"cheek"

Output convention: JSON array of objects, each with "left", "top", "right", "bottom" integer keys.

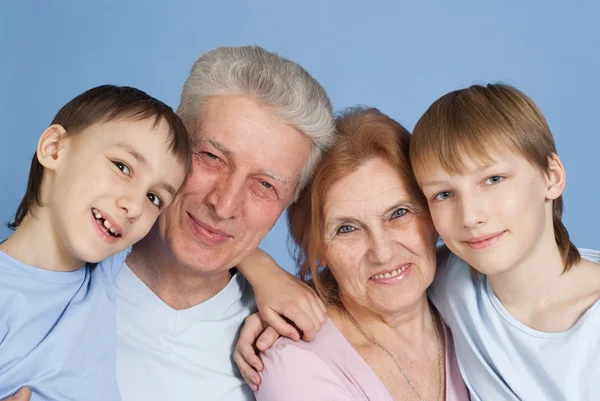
[
  {"left": 429, "top": 206, "right": 454, "bottom": 237},
  {"left": 243, "top": 198, "right": 285, "bottom": 232},
  {"left": 325, "top": 241, "right": 365, "bottom": 284}
]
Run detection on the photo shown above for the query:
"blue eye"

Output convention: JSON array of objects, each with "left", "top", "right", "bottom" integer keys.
[
  {"left": 147, "top": 193, "right": 163, "bottom": 208},
  {"left": 485, "top": 176, "right": 504, "bottom": 185},
  {"left": 391, "top": 208, "right": 407, "bottom": 219},
  {"left": 433, "top": 191, "right": 453, "bottom": 202},
  {"left": 204, "top": 152, "right": 219, "bottom": 160},
  {"left": 261, "top": 181, "right": 273, "bottom": 189},
  {"left": 113, "top": 161, "right": 130, "bottom": 176},
  {"left": 336, "top": 225, "right": 355, "bottom": 235}
]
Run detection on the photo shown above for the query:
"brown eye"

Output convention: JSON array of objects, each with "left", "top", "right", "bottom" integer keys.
[
  {"left": 113, "top": 161, "right": 130, "bottom": 176},
  {"left": 147, "top": 193, "right": 162, "bottom": 208}
]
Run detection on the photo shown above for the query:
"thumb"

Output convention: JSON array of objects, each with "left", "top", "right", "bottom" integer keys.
[{"left": 6, "top": 387, "right": 31, "bottom": 401}]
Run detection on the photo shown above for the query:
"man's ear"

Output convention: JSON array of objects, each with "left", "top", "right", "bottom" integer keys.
[
  {"left": 545, "top": 153, "right": 566, "bottom": 201},
  {"left": 36, "top": 124, "right": 68, "bottom": 170}
]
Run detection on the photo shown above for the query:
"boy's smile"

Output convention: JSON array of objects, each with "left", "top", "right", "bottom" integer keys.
[
  {"left": 44, "top": 117, "right": 187, "bottom": 267},
  {"left": 91, "top": 207, "right": 122, "bottom": 243}
]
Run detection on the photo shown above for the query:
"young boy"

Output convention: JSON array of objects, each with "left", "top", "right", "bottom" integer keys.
[
  {"left": 410, "top": 83, "right": 600, "bottom": 400},
  {"left": 0, "top": 85, "right": 191, "bottom": 401}
]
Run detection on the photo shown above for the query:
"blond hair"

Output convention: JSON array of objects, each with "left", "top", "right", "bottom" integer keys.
[{"left": 410, "top": 83, "right": 580, "bottom": 271}]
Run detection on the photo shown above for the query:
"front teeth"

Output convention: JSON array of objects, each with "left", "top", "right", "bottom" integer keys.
[
  {"left": 371, "top": 264, "right": 409, "bottom": 280},
  {"left": 92, "top": 208, "right": 119, "bottom": 235}
]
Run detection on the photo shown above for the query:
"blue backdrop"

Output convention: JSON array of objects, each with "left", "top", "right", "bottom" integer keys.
[{"left": 1, "top": 1, "right": 598, "bottom": 272}]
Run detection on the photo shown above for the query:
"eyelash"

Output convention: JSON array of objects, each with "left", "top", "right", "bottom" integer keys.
[
  {"left": 334, "top": 208, "right": 408, "bottom": 235},
  {"left": 432, "top": 175, "right": 505, "bottom": 202},
  {"left": 147, "top": 193, "right": 163, "bottom": 209},
  {"left": 112, "top": 160, "right": 163, "bottom": 209},
  {"left": 113, "top": 161, "right": 131, "bottom": 176}
]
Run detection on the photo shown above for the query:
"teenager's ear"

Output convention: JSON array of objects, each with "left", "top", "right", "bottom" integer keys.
[
  {"left": 36, "top": 124, "right": 68, "bottom": 170},
  {"left": 545, "top": 153, "right": 566, "bottom": 201}
]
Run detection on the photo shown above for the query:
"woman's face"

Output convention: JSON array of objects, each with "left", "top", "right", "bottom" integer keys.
[{"left": 321, "top": 157, "right": 438, "bottom": 318}]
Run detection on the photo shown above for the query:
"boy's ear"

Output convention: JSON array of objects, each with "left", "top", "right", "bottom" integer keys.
[
  {"left": 545, "top": 153, "right": 566, "bottom": 201},
  {"left": 37, "top": 124, "right": 68, "bottom": 170}
]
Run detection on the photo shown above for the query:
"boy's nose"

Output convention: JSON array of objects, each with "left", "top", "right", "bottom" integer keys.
[
  {"left": 116, "top": 194, "right": 144, "bottom": 222},
  {"left": 460, "top": 195, "right": 488, "bottom": 228}
]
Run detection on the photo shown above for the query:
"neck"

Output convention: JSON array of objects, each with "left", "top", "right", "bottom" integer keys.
[
  {"left": 127, "top": 229, "right": 233, "bottom": 310},
  {"left": 333, "top": 293, "right": 436, "bottom": 348},
  {"left": 0, "top": 210, "right": 83, "bottom": 272},
  {"left": 488, "top": 226, "right": 567, "bottom": 312}
]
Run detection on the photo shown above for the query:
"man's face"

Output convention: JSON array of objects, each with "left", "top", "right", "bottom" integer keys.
[{"left": 158, "top": 95, "right": 311, "bottom": 274}]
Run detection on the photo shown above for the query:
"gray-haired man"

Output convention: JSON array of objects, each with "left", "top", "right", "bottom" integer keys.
[{"left": 115, "top": 46, "right": 335, "bottom": 400}]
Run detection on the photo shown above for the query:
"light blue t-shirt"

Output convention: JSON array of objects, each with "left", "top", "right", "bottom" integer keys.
[
  {"left": 429, "top": 247, "right": 600, "bottom": 401},
  {"left": 0, "top": 247, "right": 131, "bottom": 401}
]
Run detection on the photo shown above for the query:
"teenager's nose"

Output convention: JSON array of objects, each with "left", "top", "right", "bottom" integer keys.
[{"left": 460, "top": 193, "right": 488, "bottom": 228}]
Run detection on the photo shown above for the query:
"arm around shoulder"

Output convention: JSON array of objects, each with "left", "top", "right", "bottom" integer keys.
[{"left": 256, "top": 341, "right": 355, "bottom": 401}]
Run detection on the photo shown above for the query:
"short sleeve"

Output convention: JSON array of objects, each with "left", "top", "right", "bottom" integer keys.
[
  {"left": 97, "top": 246, "right": 132, "bottom": 285},
  {"left": 256, "top": 341, "right": 356, "bottom": 401}
]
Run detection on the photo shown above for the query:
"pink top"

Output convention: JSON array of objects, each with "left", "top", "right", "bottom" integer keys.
[{"left": 256, "top": 318, "right": 469, "bottom": 401}]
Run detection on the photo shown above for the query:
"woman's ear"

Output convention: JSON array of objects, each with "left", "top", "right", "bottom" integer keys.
[
  {"left": 545, "top": 153, "right": 566, "bottom": 201},
  {"left": 36, "top": 124, "right": 68, "bottom": 170}
]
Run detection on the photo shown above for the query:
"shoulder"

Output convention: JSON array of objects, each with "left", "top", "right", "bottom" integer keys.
[
  {"left": 430, "top": 246, "right": 475, "bottom": 301},
  {"left": 257, "top": 320, "right": 356, "bottom": 400},
  {"left": 579, "top": 248, "right": 600, "bottom": 264}
]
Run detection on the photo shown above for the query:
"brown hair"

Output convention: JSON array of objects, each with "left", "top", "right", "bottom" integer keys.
[
  {"left": 410, "top": 83, "right": 580, "bottom": 271},
  {"left": 8, "top": 85, "right": 192, "bottom": 230},
  {"left": 287, "top": 107, "right": 427, "bottom": 306}
]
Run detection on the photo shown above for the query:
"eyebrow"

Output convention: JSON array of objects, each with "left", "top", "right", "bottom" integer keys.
[
  {"left": 263, "top": 170, "right": 290, "bottom": 187},
  {"left": 325, "top": 199, "right": 413, "bottom": 227},
  {"left": 421, "top": 180, "right": 447, "bottom": 188},
  {"left": 160, "top": 183, "right": 177, "bottom": 199},
  {"left": 116, "top": 143, "right": 176, "bottom": 198},
  {"left": 117, "top": 143, "right": 148, "bottom": 166},
  {"left": 203, "top": 138, "right": 232, "bottom": 157},
  {"left": 201, "top": 138, "right": 291, "bottom": 188}
]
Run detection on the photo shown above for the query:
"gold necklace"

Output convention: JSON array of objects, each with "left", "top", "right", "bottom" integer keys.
[{"left": 343, "top": 307, "right": 444, "bottom": 401}]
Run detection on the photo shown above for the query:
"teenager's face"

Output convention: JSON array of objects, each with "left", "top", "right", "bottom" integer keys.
[
  {"left": 420, "top": 150, "right": 562, "bottom": 276},
  {"left": 47, "top": 118, "right": 186, "bottom": 265}
]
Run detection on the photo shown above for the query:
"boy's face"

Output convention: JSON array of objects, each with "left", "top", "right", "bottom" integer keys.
[
  {"left": 419, "top": 150, "right": 557, "bottom": 276},
  {"left": 47, "top": 118, "right": 186, "bottom": 264}
]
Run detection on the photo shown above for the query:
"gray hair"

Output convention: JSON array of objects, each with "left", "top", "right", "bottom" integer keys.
[{"left": 177, "top": 45, "right": 335, "bottom": 201}]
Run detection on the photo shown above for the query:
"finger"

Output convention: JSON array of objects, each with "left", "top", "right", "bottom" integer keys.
[
  {"left": 309, "top": 294, "right": 327, "bottom": 325},
  {"left": 233, "top": 350, "right": 262, "bottom": 389},
  {"left": 316, "top": 295, "right": 327, "bottom": 318},
  {"left": 236, "top": 315, "right": 266, "bottom": 372},
  {"left": 4, "top": 387, "right": 31, "bottom": 401},
  {"left": 261, "top": 308, "right": 301, "bottom": 342},
  {"left": 256, "top": 326, "right": 281, "bottom": 351},
  {"left": 236, "top": 336, "right": 264, "bottom": 373},
  {"left": 280, "top": 304, "right": 317, "bottom": 342},
  {"left": 238, "top": 314, "right": 264, "bottom": 351}
]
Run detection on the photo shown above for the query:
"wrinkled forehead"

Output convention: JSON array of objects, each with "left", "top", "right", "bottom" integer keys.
[
  {"left": 322, "top": 159, "right": 415, "bottom": 219},
  {"left": 189, "top": 95, "right": 311, "bottom": 187}
]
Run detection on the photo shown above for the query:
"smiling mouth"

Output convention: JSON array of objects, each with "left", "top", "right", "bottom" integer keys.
[
  {"left": 92, "top": 208, "right": 121, "bottom": 238},
  {"left": 370, "top": 263, "right": 410, "bottom": 280}
]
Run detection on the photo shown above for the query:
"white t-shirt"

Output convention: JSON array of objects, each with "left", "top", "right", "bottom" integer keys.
[
  {"left": 429, "top": 247, "right": 600, "bottom": 401},
  {"left": 115, "top": 264, "right": 256, "bottom": 401}
]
